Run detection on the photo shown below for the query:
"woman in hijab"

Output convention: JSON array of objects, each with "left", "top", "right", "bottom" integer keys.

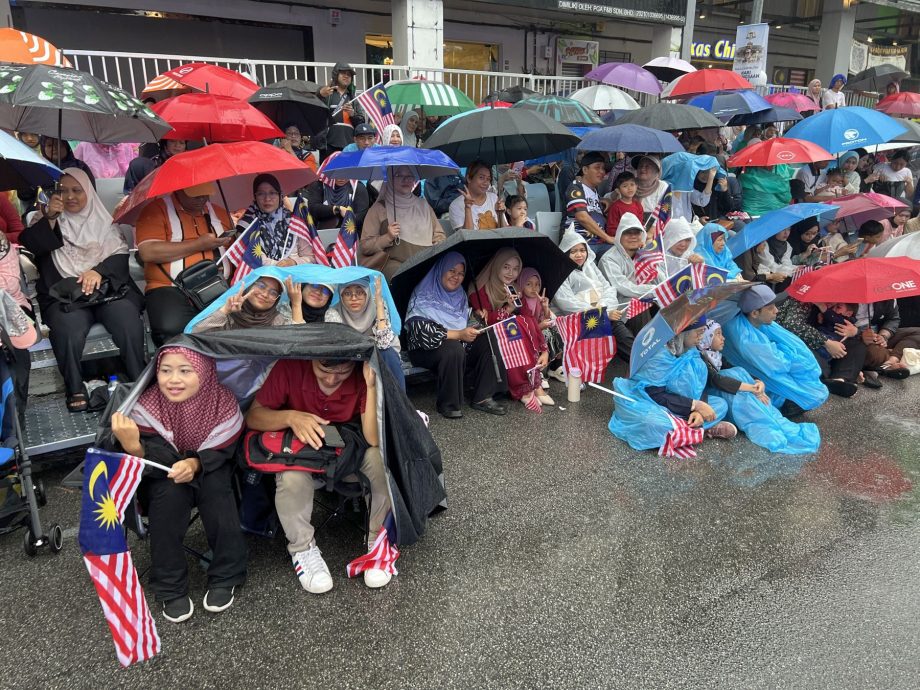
[
  {"left": 695, "top": 223, "right": 742, "bottom": 279},
  {"left": 633, "top": 155, "right": 669, "bottom": 215},
  {"left": 191, "top": 275, "right": 301, "bottom": 332},
  {"left": 294, "top": 282, "right": 334, "bottom": 324},
  {"left": 468, "top": 248, "right": 548, "bottom": 410},
  {"left": 837, "top": 151, "right": 861, "bottom": 195},
  {"left": 406, "top": 252, "right": 505, "bottom": 417},
  {"left": 20, "top": 167, "right": 145, "bottom": 412},
  {"left": 40, "top": 137, "right": 95, "bottom": 184},
  {"left": 787, "top": 217, "right": 823, "bottom": 265},
  {"left": 326, "top": 276, "right": 405, "bottom": 389},
  {"left": 305, "top": 152, "right": 370, "bottom": 230},
  {"left": 110, "top": 346, "right": 247, "bottom": 623},
  {"left": 757, "top": 228, "right": 795, "bottom": 290},
  {"left": 805, "top": 79, "right": 823, "bottom": 114},
  {"left": 380, "top": 124, "right": 403, "bottom": 146},
  {"left": 400, "top": 110, "right": 421, "bottom": 148},
  {"left": 359, "top": 165, "right": 446, "bottom": 279}
]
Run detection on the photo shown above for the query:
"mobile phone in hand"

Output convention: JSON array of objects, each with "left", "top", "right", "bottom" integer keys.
[{"left": 505, "top": 284, "right": 523, "bottom": 309}]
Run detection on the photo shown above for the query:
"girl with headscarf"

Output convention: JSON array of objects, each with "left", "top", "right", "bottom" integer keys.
[
  {"left": 305, "top": 152, "right": 370, "bottom": 231},
  {"left": 326, "top": 276, "right": 405, "bottom": 389},
  {"left": 757, "top": 228, "right": 795, "bottom": 288},
  {"left": 517, "top": 267, "right": 565, "bottom": 382},
  {"left": 123, "top": 139, "right": 187, "bottom": 194},
  {"left": 400, "top": 110, "right": 421, "bottom": 148},
  {"left": 695, "top": 223, "right": 742, "bottom": 279},
  {"left": 39, "top": 137, "right": 95, "bottom": 183},
  {"left": 837, "top": 151, "right": 861, "bottom": 195},
  {"left": 633, "top": 155, "right": 669, "bottom": 215},
  {"left": 380, "top": 124, "right": 403, "bottom": 146},
  {"left": 232, "top": 173, "right": 316, "bottom": 272},
  {"left": 110, "top": 346, "right": 247, "bottom": 622},
  {"left": 805, "top": 79, "right": 823, "bottom": 113},
  {"left": 20, "top": 167, "right": 145, "bottom": 412},
  {"left": 294, "top": 281, "right": 334, "bottom": 323},
  {"left": 788, "top": 217, "right": 823, "bottom": 265},
  {"left": 191, "top": 275, "right": 301, "bottom": 332},
  {"left": 406, "top": 252, "right": 504, "bottom": 417},
  {"left": 468, "top": 248, "right": 549, "bottom": 410},
  {"left": 822, "top": 74, "right": 847, "bottom": 109},
  {"left": 359, "top": 165, "right": 446, "bottom": 279}
]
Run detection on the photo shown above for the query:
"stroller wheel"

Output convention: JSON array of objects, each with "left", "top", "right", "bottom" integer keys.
[
  {"left": 35, "top": 480, "right": 47, "bottom": 507},
  {"left": 49, "top": 524, "right": 64, "bottom": 553},
  {"left": 22, "top": 529, "right": 37, "bottom": 558}
]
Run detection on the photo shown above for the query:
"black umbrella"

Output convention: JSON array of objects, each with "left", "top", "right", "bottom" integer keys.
[
  {"left": 422, "top": 107, "right": 580, "bottom": 166},
  {"left": 844, "top": 64, "right": 909, "bottom": 93},
  {"left": 484, "top": 84, "right": 538, "bottom": 104},
  {"left": 727, "top": 105, "right": 802, "bottom": 126},
  {"left": 248, "top": 81, "right": 329, "bottom": 135},
  {"left": 615, "top": 102, "right": 723, "bottom": 131},
  {"left": 389, "top": 228, "right": 577, "bottom": 315}
]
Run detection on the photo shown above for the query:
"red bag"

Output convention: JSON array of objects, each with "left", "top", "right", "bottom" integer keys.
[{"left": 243, "top": 429, "right": 339, "bottom": 475}]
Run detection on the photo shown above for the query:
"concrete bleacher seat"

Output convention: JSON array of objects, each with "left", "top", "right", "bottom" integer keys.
[
  {"left": 535, "top": 212, "right": 562, "bottom": 245},
  {"left": 96, "top": 177, "right": 126, "bottom": 215},
  {"left": 524, "top": 182, "right": 551, "bottom": 215},
  {"left": 439, "top": 218, "right": 456, "bottom": 237}
]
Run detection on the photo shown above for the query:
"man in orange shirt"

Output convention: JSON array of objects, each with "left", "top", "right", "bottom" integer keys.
[{"left": 135, "top": 182, "right": 233, "bottom": 345}]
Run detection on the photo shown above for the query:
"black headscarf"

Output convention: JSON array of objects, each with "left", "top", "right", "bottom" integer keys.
[
  {"left": 767, "top": 233, "right": 790, "bottom": 264},
  {"left": 788, "top": 217, "right": 819, "bottom": 256}
]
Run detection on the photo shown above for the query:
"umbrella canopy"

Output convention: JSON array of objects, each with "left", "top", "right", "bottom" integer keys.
[
  {"left": 0, "top": 29, "right": 70, "bottom": 67},
  {"left": 385, "top": 79, "right": 476, "bottom": 116},
  {"left": 484, "top": 85, "right": 537, "bottom": 104},
  {"left": 512, "top": 95, "right": 603, "bottom": 126},
  {"left": 389, "top": 228, "right": 576, "bottom": 313},
  {"left": 642, "top": 56, "right": 696, "bottom": 84},
  {"left": 726, "top": 137, "right": 833, "bottom": 168},
  {"left": 663, "top": 69, "right": 752, "bottom": 99},
  {"left": 248, "top": 82, "right": 329, "bottom": 135},
  {"left": 577, "top": 124, "right": 683, "bottom": 154},
  {"left": 585, "top": 62, "right": 661, "bottom": 95},
  {"left": 318, "top": 145, "right": 459, "bottom": 182},
  {"left": 568, "top": 84, "right": 640, "bottom": 112},
  {"left": 788, "top": 257, "right": 920, "bottom": 303},
  {"left": 844, "top": 64, "right": 909, "bottom": 93},
  {"left": 422, "top": 106, "right": 580, "bottom": 166},
  {"left": 873, "top": 117, "right": 920, "bottom": 152},
  {"left": 727, "top": 203, "right": 839, "bottom": 258},
  {"left": 875, "top": 92, "right": 920, "bottom": 118},
  {"left": 661, "top": 152, "right": 723, "bottom": 192},
  {"left": 0, "top": 128, "right": 62, "bottom": 190},
  {"left": 0, "top": 63, "right": 171, "bottom": 143},
  {"left": 615, "top": 102, "right": 723, "bottom": 131},
  {"left": 831, "top": 192, "right": 907, "bottom": 227},
  {"left": 726, "top": 105, "right": 802, "bottom": 126},
  {"left": 141, "top": 63, "right": 260, "bottom": 101},
  {"left": 869, "top": 231, "right": 920, "bottom": 259},
  {"left": 114, "top": 141, "right": 318, "bottom": 224},
  {"left": 686, "top": 89, "right": 771, "bottom": 119},
  {"left": 784, "top": 106, "right": 907, "bottom": 153},
  {"left": 764, "top": 91, "right": 820, "bottom": 113},
  {"left": 151, "top": 93, "right": 283, "bottom": 142}
]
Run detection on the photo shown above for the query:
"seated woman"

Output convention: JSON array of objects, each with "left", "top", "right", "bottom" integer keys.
[
  {"left": 695, "top": 223, "right": 742, "bottom": 279},
  {"left": 380, "top": 124, "right": 403, "bottom": 147},
  {"left": 191, "top": 276, "right": 300, "bottom": 332},
  {"left": 468, "top": 248, "right": 549, "bottom": 410},
  {"left": 736, "top": 240, "right": 788, "bottom": 290},
  {"left": 696, "top": 319, "right": 820, "bottom": 454},
  {"left": 359, "top": 166, "right": 445, "bottom": 280},
  {"left": 294, "top": 281, "right": 334, "bottom": 324},
  {"left": 110, "top": 346, "right": 247, "bottom": 623},
  {"left": 124, "top": 139, "right": 186, "bottom": 194},
  {"left": 20, "top": 168, "right": 146, "bottom": 412},
  {"left": 757, "top": 229, "right": 796, "bottom": 289},
  {"left": 881, "top": 207, "right": 912, "bottom": 241},
  {"left": 406, "top": 252, "right": 506, "bottom": 418},
  {"left": 448, "top": 161, "right": 505, "bottom": 231},
  {"left": 517, "top": 267, "right": 564, "bottom": 381},
  {"left": 659, "top": 217, "right": 704, "bottom": 276},
  {"left": 277, "top": 123, "right": 318, "bottom": 169},
  {"left": 305, "top": 154, "right": 370, "bottom": 231},
  {"left": 326, "top": 277, "right": 406, "bottom": 390},
  {"left": 788, "top": 217, "right": 824, "bottom": 266},
  {"left": 40, "top": 137, "right": 95, "bottom": 186},
  {"left": 837, "top": 151, "right": 861, "bottom": 196}
]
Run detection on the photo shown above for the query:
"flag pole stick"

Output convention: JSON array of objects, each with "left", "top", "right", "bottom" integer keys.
[
  {"left": 477, "top": 315, "right": 516, "bottom": 332},
  {"left": 138, "top": 457, "right": 173, "bottom": 473},
  {"left": 587, "top": 381, "right": 637, "bottom": 403}
]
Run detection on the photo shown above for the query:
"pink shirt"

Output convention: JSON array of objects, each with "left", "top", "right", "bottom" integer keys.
[{"left": 0, "top": 244, "right": 29, "bottom": 310}]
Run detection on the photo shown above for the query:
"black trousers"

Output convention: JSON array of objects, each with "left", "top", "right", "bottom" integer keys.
[
  {"left": 612, "top": 321, "right": 635, "bottom": 364},
  {"left": 410, "top": 337, "right": 505, "bottom": 411},
  {"left": 813, "top": 337, "right": 866, "bottom": 383},
  {"left": 146, "top": 287, "right": 199, "bottom": 347},
  {"left": 42, "top": 298, "right": 146, "bottom": 396},
  {"left": 143, "top": 463, "right": 247, "bottom": 602}
]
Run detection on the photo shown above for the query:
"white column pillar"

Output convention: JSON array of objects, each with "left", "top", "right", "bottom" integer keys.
[
  {"left": 392, "top": 0, "right": 444, "bottom": 73},
  {"left": 815, "top": 0, "right": 856, "bottom": 81},
  {"left": 651, "top": 24, "right": 682, "bottom": 59},
  {"left": 681, "top": 0, "right": 696, "bottom": 62}
]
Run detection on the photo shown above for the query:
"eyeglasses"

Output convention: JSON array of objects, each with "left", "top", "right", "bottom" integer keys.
[
  {"left": 252, "top": 281, "right": 281, "bottom": 299},
  {"left": 255, "top": 191, "right": 280, "bottom": 199},
  {"left": 341, "top": 288, "right": 367, "bottom": 299},
  {"left": 306, "top": 284, "right": 333, "bottom": 297}
]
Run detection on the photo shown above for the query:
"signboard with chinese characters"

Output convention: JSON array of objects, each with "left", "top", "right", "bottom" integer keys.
[
  {"left": 556, "top": 38, "right": 599, "bottom": 69},
  {"left": 732, "top": 23, "right": 769, "bottom": 86}
]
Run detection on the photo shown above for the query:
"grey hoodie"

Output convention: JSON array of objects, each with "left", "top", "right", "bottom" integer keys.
[{"left": 598, "top": 212, "right": 652, "bottom": 301}]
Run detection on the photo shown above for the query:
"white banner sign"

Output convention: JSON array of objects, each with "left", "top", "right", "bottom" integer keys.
[
  {"left": 732, "top": 23, "right": 769, "bottom": 86},
  {"left": 850, "top": 40, "right": 909, "bottom": 74}
]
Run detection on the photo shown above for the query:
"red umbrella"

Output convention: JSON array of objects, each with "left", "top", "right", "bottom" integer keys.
[
  {"left": 875, "top": 92, "right": 920, "bottom": 118},
  {"left": 151, "top": 93, "right": 283, "bottom": 142},
  {"left": 726, "top": 137, "right": 833, "bottom": 168},
  {"left": 764, "top": 91, "right": 819, "bottom": 113},
  {"left": 141, "top": 63, "right": 260, "bottom": 101},
  {"left": 478, "top": 100, "right": 512, "bottom": 108},
  {"left": 114, "top": 141, "right": 318, "bottom": 223},
  {"left": 788, "top": 257, "right": 920, "bottom": 303},
  {"left": 661, "top": 69, "right": 752, "bottom": 99},
  {"left": 831, "top": 191, "right": 907, "bottom": 226}
]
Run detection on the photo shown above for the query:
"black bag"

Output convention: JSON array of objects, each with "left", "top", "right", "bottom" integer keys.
[
  {"left": 158, "top": 260, "right": 229, "bottom": 311},
  {"left": 48, "top": 276, "right": 128, "bottom": 312}
]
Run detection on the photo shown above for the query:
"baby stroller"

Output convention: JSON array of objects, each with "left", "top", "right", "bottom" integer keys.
[{"left": 0, "top": 329, "right": 63, "bottom": 556}]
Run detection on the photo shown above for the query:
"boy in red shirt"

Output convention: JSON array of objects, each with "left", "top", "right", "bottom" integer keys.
[{"left": 606, "top": 172, "right": 645, "bottom": 230}]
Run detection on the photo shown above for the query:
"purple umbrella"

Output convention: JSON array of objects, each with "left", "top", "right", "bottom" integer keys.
[
  {"left": 643, "top": 56, "right": 696, "bottom": 84},
  {"left": 585, "top": 62, "right": 662, "bottom": 95}
]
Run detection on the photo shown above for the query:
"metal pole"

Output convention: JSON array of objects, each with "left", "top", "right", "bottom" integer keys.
[
  {"left": 751, "top": 0, "right": 764, "bottom": 24},
  {"left": 681, "top": 0, "right": 697, "bottom": 62}
]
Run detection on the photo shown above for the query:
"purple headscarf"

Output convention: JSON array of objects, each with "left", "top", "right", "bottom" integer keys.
[{"left": 406, "top": 251, "right": 469, "bottom": 330}]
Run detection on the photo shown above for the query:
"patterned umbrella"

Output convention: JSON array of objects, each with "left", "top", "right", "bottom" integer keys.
[
  {"left": 384, "top": 79, "right": 475, "bottom": 116},
  {"left": 141, "top": 63, "right": 260, "bottom": 101},
  {"left": 0, "top": 29, "right": 70, "bottom": 67},
  {"left": 512, "top": 95, "right": 602, "bottom": 126}
]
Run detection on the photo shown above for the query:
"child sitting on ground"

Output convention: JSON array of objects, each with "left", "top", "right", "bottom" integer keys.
[{"left": 606, "top": 172, "right": 645, "bottom": 230}]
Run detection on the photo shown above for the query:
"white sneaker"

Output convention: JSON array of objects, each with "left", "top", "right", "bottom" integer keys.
[
  {"left": 541, "top": 379, "right": 550, "bottom": 390},
  {"left": 364, "top": 567, "right": 392, "bottom": 588},
  {"left": 292, "top": 542, "right": 333, "bottom": 594},
  {"left": 549, "top": 367, "right": 566, "bottom": 383}
]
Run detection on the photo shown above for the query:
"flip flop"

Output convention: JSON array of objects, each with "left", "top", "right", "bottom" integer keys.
[{"left": 66, "top": 392, "right": 88, "bottom": 413}]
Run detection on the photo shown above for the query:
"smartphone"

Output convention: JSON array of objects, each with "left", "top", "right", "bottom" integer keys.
[
  {"left": 505, "top": 284, "right": 523, "bottom": 309},
  {"left": 321, "top": 424, "right": 345, "bottom": 449}
]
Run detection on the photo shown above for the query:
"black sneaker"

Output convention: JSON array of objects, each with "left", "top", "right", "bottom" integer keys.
[
  {"left": 780, "top": 400, "right": 806, "bottom": 418},
  {"left": 470, "top": 398, "right": 507, "bottom": 416},
  {"left": 203, "top": 586, "right": 235, "bottom": 613},
  {"left": 163, "top": 596, "right": 194, "bottom": 623}
]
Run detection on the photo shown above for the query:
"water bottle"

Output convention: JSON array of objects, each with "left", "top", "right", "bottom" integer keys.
[
  {"left": 107, "top": 375, "right": 118, "bottom": 393},
  {"left": 567, "top": 368, "right": 582, "bottom": 403}
]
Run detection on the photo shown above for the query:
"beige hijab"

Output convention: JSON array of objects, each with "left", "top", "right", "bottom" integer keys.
[{"left": 472, "top": 247, "right": 522, "bottom": 307}]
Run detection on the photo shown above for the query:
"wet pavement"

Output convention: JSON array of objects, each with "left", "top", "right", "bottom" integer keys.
[{"left": 1, "top": 363, "right": 919, "bottom": 689}]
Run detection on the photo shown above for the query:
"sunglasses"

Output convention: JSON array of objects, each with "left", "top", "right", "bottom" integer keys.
[{"left": 252, "top": 281, "right": 281, "bottom": 299}]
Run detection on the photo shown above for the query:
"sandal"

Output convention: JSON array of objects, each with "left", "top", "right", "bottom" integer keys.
[{"left": 66, "top": 392, "right": 88, "bottom": 413}]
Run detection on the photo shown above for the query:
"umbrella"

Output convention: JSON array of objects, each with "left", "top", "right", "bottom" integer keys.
[
  {"left": 151, "top": 93, "right": 283, "bottom": 142},
  {"left": 318, "top": 145, "right": 459, "bottom": 182},
  {"left": 479, "top": 100, "right": 513, "bottom": 108},
  {"left": 642, "top": 56, "right": 696, "bottom": 84},
  {"left": 726, "top": 106, "right": 802, "bottom": 126},
  {"left": 384, "top": 79, "right": 476, "bottom": 116},
  {"left": 661, "top": 152, "right": 723, "bottom": 192},
  {"left": 873, "top": 117, "right": 920, "bottom": 152},
  {"left": 113, "top": 141, "right": 318, "bottom": 224},
  {"left": 686, "top": 90, "right": 772, "bottom": 119},
  {"left": 585, "top": 62, "right": 661, "bottom": 95},
  {"left": 726, "top": 203, "right": 839, "bottom": 258},
  {"left": 785, "top": 106, "right": 907, "bottom": 153},
  {"left": 248, "top": 81, "right": 329, "bottom": 135},
  {"left": 0, "top": 128, "right": 62, "bottom": 189},
  {"left": 830, "top": 192, "right": 907, "bottom": 228},
  {"left": 629, "top": 283, "right": 755, "bottom": 377},
  {"left": 764, "top": 91, "right": 820, "bottom": 113},
  {"left": 662, "top": 69, "right": 752, "bottom": 99},
  {"left": 512, "top": 95, "right": 603, "bottom": 126},
  {"left": 422, "top": 106, "right": 580, "bottom": 166},
  {"left": 484, "top": 85, "right": 537, "bottom": 104},
  {"left": 875, "top": 92, "right": 920, "bottom": 118},
  {"left": 568, "top": 84, "right": 640, "bottom": 112},
  {"left": 726, "top": 137, "right": 833, "bottom": 168},
  {"left": 388, "top": 228, "right": 576, "bottom": 313},
  {"left": 844, "top": 64, "right": 909, "bottom": 93},
  {"left": 869, "top": 231, "right": 920, "bottom": 259},
  {"left": 0, "top": 63, "right": 171, "bottom": 145},
  {"left": 615, "top": 102, "right": 723, "bottom": 131},
  {"left": 141, "top": 63, "right": 260, "bottom": 101},
  {"left": 577, "top": 124, "right": 683, "bottom": 154},
  {"left": 787, "top": 257, "right": 920, "bottom": 303},
  {"left": 0, "top": 29, "right": 70, "bottom": 67}
]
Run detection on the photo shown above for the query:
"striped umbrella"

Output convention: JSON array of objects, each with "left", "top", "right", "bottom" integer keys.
[
  {"left": 512, "top": 95, "right": 603, "bottom": 126},
  {"left": 384, "top": 79, "right": 475, "bottom": 116}
]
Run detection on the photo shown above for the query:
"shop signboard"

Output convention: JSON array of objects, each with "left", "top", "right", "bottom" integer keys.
[
  {"left": 732, "top": 23, "right": 769, "bottom": 86},
  {"left": 556, "top": 38, "right": 599, "bottom": 69},
  {"left": 497, "top": 0, "right": 686, "bottom": 25}
]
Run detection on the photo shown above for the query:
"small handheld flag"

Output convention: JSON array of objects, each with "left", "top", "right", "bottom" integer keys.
[
  {"left": 292, "top": 195, "right": 331, "bottom": 266},
  {"left": 356, "top": 82, "right": 395, "bottom": 138},
  {"left": 330, "top": 207, "right": 359, "bottom": 268},
  {"left": 224, "top": 218, "right": 265, "bottom": 284},
  {"left": 346, "top": 512, "right": 399, "bottom": 577},
  {"left": 492, "top": 316, "right": 536, "bottom": 370},
  {"left": 659, "top": 413, "right": 703, "bottom": 458}
]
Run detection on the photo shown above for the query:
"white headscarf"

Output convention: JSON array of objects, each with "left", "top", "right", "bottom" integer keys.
[
  {"left": 381, "top": 124, "right": 403, "bottom": 146},
  {"left": 400, "top": 110, "right": 419, "bottom": 148}
]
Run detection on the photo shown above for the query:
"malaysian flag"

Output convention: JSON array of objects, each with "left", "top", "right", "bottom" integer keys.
[
  {"left": 654, "top": 264, "right": 697, "bottom": 307},
  {"left": 79, "top": 448, "right": 160, "bottom": 667},
  {"left": 292, "top": 195, "right": 330, "bottom": 266},
  {"left": 492, "top": 316, "right": 536, "bottom": 370},
  {"left": 651, "top": 185, "right": 672, "bottom": 237},
  {"left": 355, "top": 82, "right": 395, "bottom": 138},
  {"left": 331, "top": 207, "right": 359, "bottom": 268},
  {"left": 791, "top": 264, "right": 819, "bottom": 282},
  {"left": 347, "top": 512, "right": 399, "bottom": 577},
  {"left": 224, "top": 218, "right": 264, "bottom": 284},
  {"left": 624, "top": 298, "right": 653, "bottom": 320},
  {"left": 555, "top": 308, "right": 617, "bottom": 384},
  {"left": 634, "top": 235, "right": 665, "bottom": 285},
  {"left": 659, "top": 413, "right": 704, "bottom": 458}
]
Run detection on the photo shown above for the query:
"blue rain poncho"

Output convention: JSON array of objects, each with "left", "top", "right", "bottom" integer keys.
[{"left": 695, "top": 223, "right": 742, "bottom": 279}]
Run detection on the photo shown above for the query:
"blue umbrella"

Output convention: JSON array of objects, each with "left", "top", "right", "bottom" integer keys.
[
  {"left": 0, "top": 129, "right": 61, "bottom": 190},
  {"left": 727, "top": 106, "right": 802, "bottom": 126},
  {"left": 319, "top": 145, "right": 459, "bottom": 181},
  {"left": 726, "top": 203, "right": 839, "bottom": 258},
  {"left": 578, "top": 124, "right": 684, "bottom": 154},
  {"left": 784, "top": 106, "right": 907, "bottom": 153},
  {"left": 687, "top": 90, "right": 772, "bottom": 119},
  {"left": 660, "top": 151, "right": 724, "bottom": 192}
]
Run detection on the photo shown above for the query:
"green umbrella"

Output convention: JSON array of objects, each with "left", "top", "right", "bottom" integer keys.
[
  {"left": 385, "top": 79, "right": 475, "bottom": 116},
  {"left": 512, "top": 95, "right": 603, "bottom": 127}
]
